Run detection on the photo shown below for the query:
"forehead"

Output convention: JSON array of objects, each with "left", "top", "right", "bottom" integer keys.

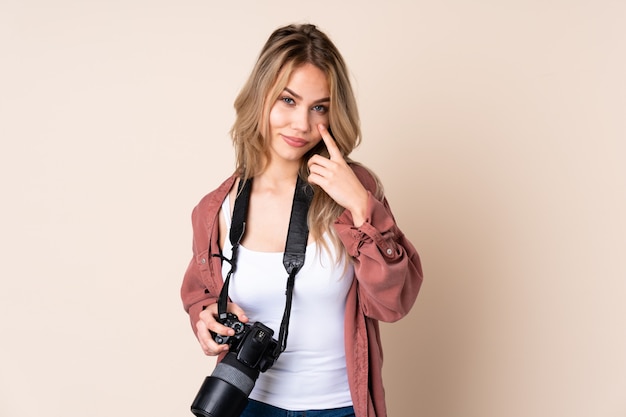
[{"left": 284, "top": 63, "right": 329, "bottom": 97}]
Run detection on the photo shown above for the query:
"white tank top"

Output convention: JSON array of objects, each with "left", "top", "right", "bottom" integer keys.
[{"left": 220, "top": 195, "right": 354, "bottom": 410}]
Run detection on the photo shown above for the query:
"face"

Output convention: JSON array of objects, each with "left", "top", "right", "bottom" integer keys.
[{"left": 266, "top": 63, "right": 330, "bottom": 166}]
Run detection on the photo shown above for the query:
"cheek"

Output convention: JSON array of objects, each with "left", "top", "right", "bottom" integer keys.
[
  {"left": 310, "top": 136, "right": 323, "bottom": 147},
  {"left": 268, "top": 104, "right": 288, "bottom": 131},
  {"left": 312, "top": 113, "right": 329, "bottom": 132}
]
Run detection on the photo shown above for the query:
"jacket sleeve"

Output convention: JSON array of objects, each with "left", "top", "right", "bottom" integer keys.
[
  {"left": 334, "top": 166, "right": 423, "bottom": 322},
  {"left": 181, "top": 203, "right": 220, "bottom": 335}
]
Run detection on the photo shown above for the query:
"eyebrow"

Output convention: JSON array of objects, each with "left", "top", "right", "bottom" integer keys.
[{"left": 284, "top": 88, "right": 330, "bottom": 104}]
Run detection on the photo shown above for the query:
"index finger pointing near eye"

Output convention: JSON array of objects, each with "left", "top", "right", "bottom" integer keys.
[{"left": 317, "top": 124, "right": 342, "bottom": 160}]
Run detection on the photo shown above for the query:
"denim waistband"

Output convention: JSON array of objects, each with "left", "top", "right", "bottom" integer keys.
[{"left": 241, "top": 399, "right": 355, "bottom": 417}]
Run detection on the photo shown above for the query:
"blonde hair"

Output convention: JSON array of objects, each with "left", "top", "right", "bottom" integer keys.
[{"left": 230, "top": 23, "right": 381, "bottom": 261}]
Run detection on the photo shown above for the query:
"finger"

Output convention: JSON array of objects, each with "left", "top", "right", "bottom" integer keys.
[
  {"left": 317, "top": 124, "right": 342, "bottom": 160},
  {"left": 198, "top": 306, "right": 236, "bottom": 338},
  {"left": 227, "top": 302, "right": 249, "bottom": 323},
  {"left": 307, "top": 153, "right": 332, "bottom": 171},
  {"left": 196, "top": 319, "right": 230, "bottom": 355}
]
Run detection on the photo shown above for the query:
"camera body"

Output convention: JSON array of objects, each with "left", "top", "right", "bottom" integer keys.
[
  {"left": 211, "top": 313, "right": 245, "bottom": 346},
  {"left": 211, "top": 313, "right": 279, "bottom": 372},
  {"left": 191, "top": 314, "right": 280, "bottom": 417}
]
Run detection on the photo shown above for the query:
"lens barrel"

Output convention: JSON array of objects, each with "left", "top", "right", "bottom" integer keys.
[{"left": 190, "top": 352, "right": 260, "bottom": 417}]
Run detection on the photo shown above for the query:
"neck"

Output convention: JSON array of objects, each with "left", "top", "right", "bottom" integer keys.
[{"left": 256, "top": 159, "right": 301, "bottom": 188}]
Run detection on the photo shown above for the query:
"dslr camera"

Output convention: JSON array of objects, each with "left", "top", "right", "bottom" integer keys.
[{"left": 190, "top": 313, "right": 280, "bottom": 417}]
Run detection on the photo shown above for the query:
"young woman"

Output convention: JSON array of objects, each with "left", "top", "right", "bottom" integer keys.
[{"left": 181, "top": 23, "right": 423, "bottom": 417}]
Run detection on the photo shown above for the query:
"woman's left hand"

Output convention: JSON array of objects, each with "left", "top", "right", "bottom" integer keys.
[{"left": 307, "top": 124, "right": 369, "bottom": 226}]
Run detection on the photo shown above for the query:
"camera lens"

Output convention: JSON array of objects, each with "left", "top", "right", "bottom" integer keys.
[
  {"left": 191, "top": 322, "right": 278, "bottom": 417},
  {"left": 190, "top": 352, "right": 260, "bottom": 417}
]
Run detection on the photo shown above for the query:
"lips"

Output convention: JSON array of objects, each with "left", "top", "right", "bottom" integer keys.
[{"left": 281, "top": 134, "right": 309, "bottom": 148}]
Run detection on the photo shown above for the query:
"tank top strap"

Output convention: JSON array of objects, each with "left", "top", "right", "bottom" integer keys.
[{"left": 221, "top": 193, "right": 232, "bottom": 228}]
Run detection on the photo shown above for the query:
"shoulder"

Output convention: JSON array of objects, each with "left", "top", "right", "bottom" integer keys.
[
  {"left": 349, "top": 162, "right": 384, "bottom": 199},
  {"left": 192, "top": 174, "right": 238, "bottom": 222}
]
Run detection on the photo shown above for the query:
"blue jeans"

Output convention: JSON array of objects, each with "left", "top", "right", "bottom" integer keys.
[{"left": 240, "top": 399, "right": 355, "bottom": 417}]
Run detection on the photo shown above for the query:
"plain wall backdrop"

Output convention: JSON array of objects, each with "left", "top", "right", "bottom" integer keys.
[{"left": 1, "top": 1, "right": 625, "bottom": 416}]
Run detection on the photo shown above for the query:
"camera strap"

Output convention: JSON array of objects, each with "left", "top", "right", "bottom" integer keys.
[{"left": 216, "top": 175, "right": 313, "bottom": 355}]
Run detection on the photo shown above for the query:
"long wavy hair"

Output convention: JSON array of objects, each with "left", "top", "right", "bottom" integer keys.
[{"left": 230, "top": 23, "right": 381, "bottom": 261}]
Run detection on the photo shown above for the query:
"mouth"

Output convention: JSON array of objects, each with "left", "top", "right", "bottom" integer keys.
[{"left": 281, "top": 134, "right": 309, "bottom": 148}]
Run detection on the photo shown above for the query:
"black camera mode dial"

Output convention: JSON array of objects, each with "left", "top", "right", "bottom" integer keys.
[{"left": 211, "top": 312, "right": 246, "bottom": 345}]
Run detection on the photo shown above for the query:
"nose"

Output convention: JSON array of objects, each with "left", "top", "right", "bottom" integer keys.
[{"left": 290, "top": 107, "right": 310, "bottom": 133}]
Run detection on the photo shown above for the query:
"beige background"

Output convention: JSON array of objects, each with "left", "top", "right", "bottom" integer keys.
[{"left": 1, "top": 1, "right": 625, "bottom": 416}]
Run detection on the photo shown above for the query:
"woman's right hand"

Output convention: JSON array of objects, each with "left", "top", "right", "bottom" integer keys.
[{"left": 195, "top": 302, "right": 249, "bottom": 356}]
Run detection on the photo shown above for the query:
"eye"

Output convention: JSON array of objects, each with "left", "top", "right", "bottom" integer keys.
[
  {"left": 312, "top": 104, "right": 328, "bottom": 114},
  {"left": 280, "top": 96, "right": 295, "bottom": 105}
]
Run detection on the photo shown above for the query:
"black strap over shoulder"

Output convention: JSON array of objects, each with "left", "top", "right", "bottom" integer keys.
[
  {"left": 283, "top": 177, "right": 313, "bottom": 273},
  {"left": 229, "top": 177, "right": 251, "bottom": 252},
  {"left": 278, "top": 176, "right": 313, "bottom": 353},
  {"left": 216, "top": 177, "right": 251, "bottom": 321},
  {"left": 216, "top": 175, "right": 313, "bottom": 355}
]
